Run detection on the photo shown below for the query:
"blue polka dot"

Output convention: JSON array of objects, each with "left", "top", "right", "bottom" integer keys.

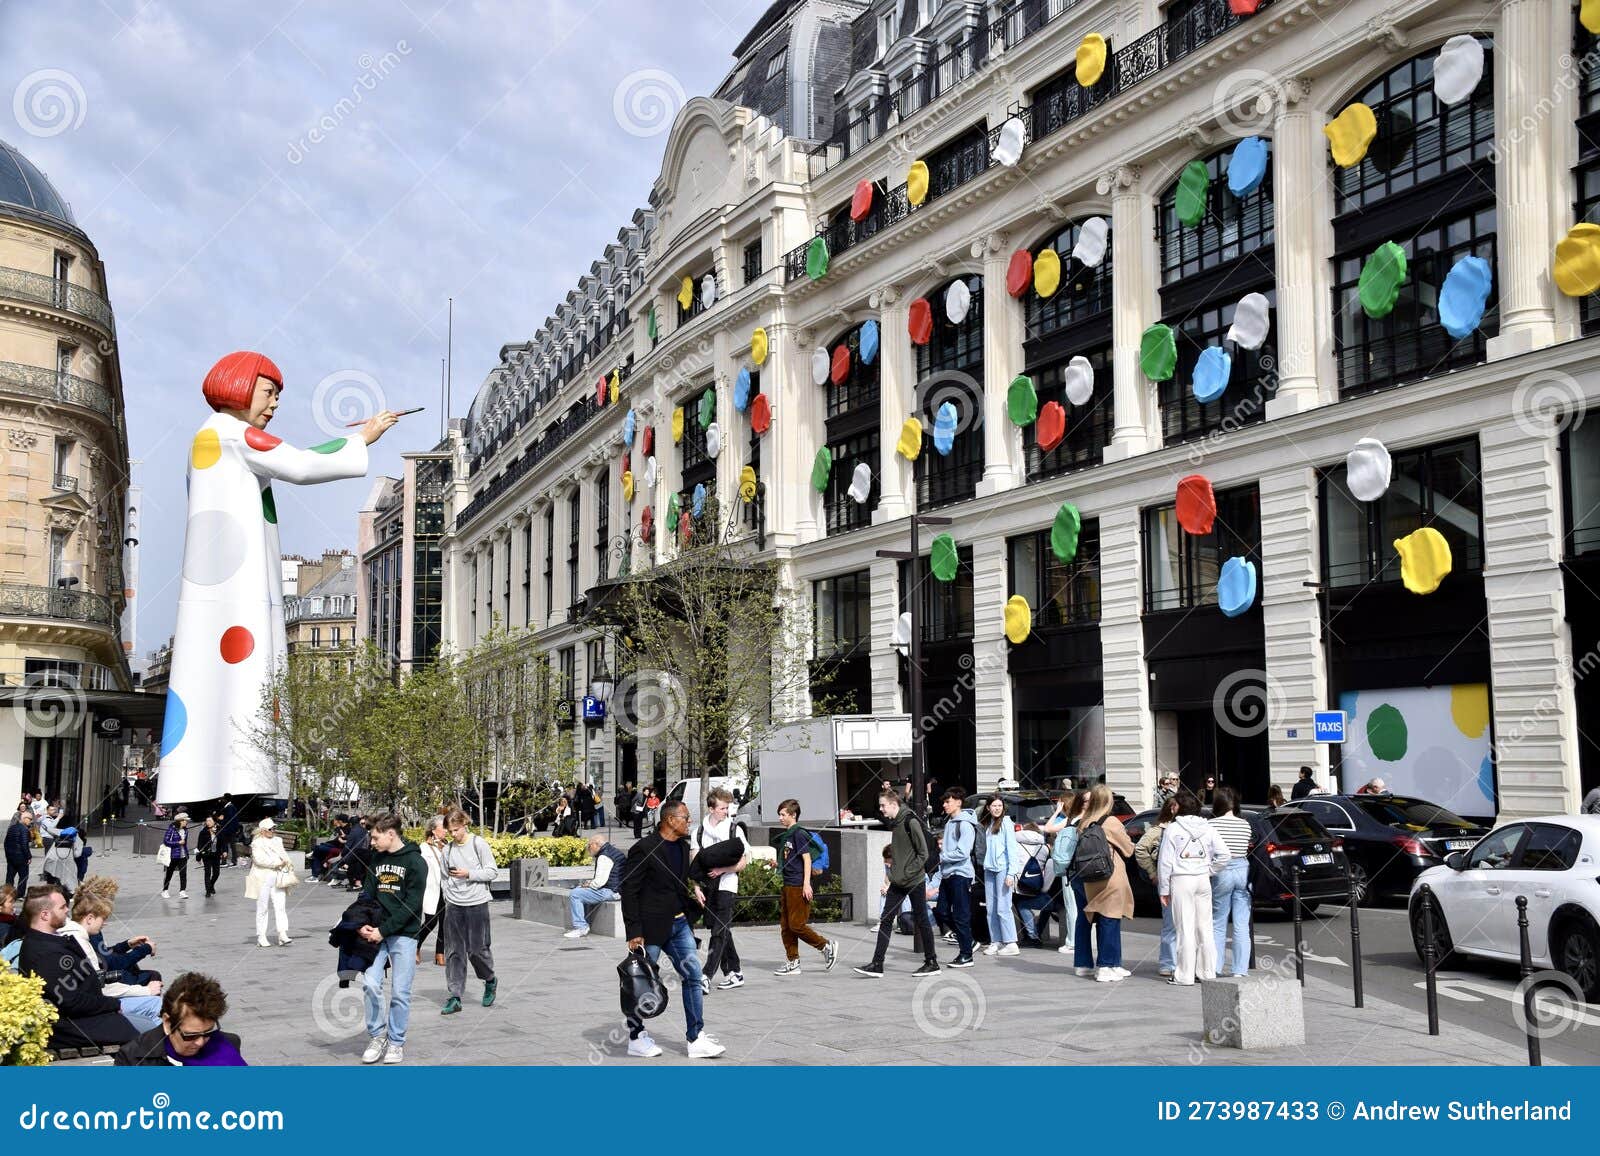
[
  {"left": 1477, "top": 753, "right": 1495, "bottom": 806},
  {"left": 160, "top": 689, "right": 187, "bottom": 758}
]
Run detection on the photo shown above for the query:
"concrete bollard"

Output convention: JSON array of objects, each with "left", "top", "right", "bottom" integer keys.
[{"left": 1199, "top": 973, "right": 1306, "bottom": 1050}]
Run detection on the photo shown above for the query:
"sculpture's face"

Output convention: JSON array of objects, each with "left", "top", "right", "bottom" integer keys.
[{"left": 245, "top": 375, "right": 281, "bottom": 428}]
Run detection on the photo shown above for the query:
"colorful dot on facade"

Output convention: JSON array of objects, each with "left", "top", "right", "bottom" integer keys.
[
  {"left": 191, "top": 428, "right": 221, "bottom": 470},
  {"left": 309, "top": 437, "right": 348, "bottom": 454},
  {"left": 159, "top": 689, "right": 188, "bottom": 758},
  {"left": 219, "top": 625, "right": 254, "bottom": 664},
  {"left": 244, "top": 427, "right": 283, "bottom": 451},
  {"left": 261, "top": 485, "right": 277, "bottom": 524}
]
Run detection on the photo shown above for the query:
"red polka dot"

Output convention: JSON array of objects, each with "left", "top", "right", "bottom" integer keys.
[
  {"left": 220, "top": 626, "right": 254, "bottom": 663},
  {"left": 244, "top": 428, "right": 282, "bottom": 451}
]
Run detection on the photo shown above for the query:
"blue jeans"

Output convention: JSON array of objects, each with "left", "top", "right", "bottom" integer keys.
[
  {"left": 984, "top": 870, "right": 1017, "bottom": 945},
  {"left": 1212, "top": 860, "right": 1251, "bottom": 975},
  {"left": 1072, "top": 878, "right": 1123, "bottom": 968},
  {"left": 568, "top": 886, "right": 618, "bottom": 930},
  {"left": 1014, "top": 891, "right": 1053, "bottom": 938},
  {"left": 119, "top": 994, "right": 161, "bottom": 1034},
  {"left": 310, "top": 841, "right": 340, "bottom": 878},
  {"left": 939, "top": 874, "right": 973, "bottom": 958},
  {"left": 1159, "top": 899, "right": 1177, "bottom": 971},
  {"left": 363, "top": 934, "right": 418, "bottom": 1047},
  {"left": 626, "top": 916, "right": 704, "bottom": 1043}
]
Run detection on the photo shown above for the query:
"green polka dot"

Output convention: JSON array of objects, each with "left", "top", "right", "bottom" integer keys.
[
  {"left": 261, "top": 485, "right": 277, "bottom": 525},
  {"left": 309, "top": 437, "right": 348, "bottom": 454},
  {"left": 1366, "top": 703, "right": 1408, "bottom": 762}
]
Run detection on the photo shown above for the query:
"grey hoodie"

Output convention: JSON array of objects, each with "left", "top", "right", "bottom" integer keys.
[
  {"left": 939, "top": 809, "right": 977, "bottom": 879},
  {"left": 440, "top": 833, "right": 498, "bottom": 906}
]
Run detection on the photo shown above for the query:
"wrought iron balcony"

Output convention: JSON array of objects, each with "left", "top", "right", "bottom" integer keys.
[
  {"left": 0, "top": 582, "right": 116, "bottom": 628},
  {"left": 0, "top": 266, "right": 116, "bottom": 332},
  {"left": 52, "top": 472, "right": 76, "bottom": 492},
  {"left": 0, "top": 361, "right": 116, "bottom": 420}
]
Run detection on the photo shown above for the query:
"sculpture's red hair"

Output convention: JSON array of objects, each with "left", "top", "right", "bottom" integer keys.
[{"left": 202, "top": 351, "right": 282, "bottom": 412}]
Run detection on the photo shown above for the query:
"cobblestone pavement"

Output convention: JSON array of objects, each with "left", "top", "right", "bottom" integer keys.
[{"left": 57, "top": 846, "right": 1537, "bottom": 1066}]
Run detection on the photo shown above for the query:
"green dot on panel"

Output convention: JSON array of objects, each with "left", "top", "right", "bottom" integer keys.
[{"left": 1366, "top": 703, "right": 1408, "bottom": 762}]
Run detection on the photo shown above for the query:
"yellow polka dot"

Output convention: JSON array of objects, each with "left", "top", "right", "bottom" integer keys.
[
  {"left": 191, "top": 428, "right": 221, "bottom": 470},
  {"left": 1450, "top": 684, "right": 1489, "bottom": 739}
]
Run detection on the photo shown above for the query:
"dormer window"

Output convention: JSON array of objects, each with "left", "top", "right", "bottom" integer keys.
[
  {"left": 877, "top": 12, "right": 894, "bottom": 58},
  {"left": 766, "top": 49, "right": 787, "bottom": 80}
]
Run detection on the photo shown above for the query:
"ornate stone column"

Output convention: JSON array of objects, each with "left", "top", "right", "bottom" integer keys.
[
  {"left": 976, "top": 231, "right": 1023, "bottom": 496},
  {"left": 1264, "top": 77, "right": 1327, "bottom": 419},
  {"left": 872, "top": 283, "right": 912, "bottom": 523},
  {"left": 1099, "top": 165, "right": 1155, "bottom": 460}
]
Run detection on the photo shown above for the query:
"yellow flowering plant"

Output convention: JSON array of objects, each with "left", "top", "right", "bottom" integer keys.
[{"left": 0, "top": 959, "right": 56, "bottom": 1066}]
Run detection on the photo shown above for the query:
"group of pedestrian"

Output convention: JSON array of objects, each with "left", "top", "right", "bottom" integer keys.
[
  {"left": 5, "top": 797, "right": 90, "bottom": 899},
  {"left": 1138, "top": 787, "right": 1254, "bottom": 985}
]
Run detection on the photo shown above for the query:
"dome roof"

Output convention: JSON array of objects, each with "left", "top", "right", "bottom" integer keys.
[{"left": 0, "top": 139, "right": 76, "bottom": 227}]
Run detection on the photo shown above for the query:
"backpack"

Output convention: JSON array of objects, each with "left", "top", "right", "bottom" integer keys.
[
  {"left": 915, "top": 814, "right": 939, "bottom": 877},
  {"left": 1069, "top": 819, "right": 1113, "bottom": 882},
  {"left": 1051, "top": 826, "right": 1079, "bottom": 873},
  {"left": 784, "top": 827, "right": 829, "bottom": 877},
  {"left": 1016, "top": 846, "right": 1047, "bottom": 896}
]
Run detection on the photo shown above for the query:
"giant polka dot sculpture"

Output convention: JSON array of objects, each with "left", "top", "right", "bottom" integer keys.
[
  {"left": 811, "top": 346, "right": 831, "bottom": 386},
  {"left": 1063, "top": 356, "right": 1095, "bottom": 406},
  {"left": 1071, "top": 217, "right": 1109, "bottom": 268},
  {"left": 1176, "top": 475, "right": 1217, "bottom": 535},
  {"left": 1006, "top": 249, "right": 1033, "bottom": 296},
  {"left": 1438, "top": 255, "right": 1492, "bottom": 338},
  {"left": 1432, "top": 36, "right": 1484, "bottom": 105},
  {"left": 1394, "top": 527, "right": 1453, "bottom": 595},
  {"left": 1217, "top": 557, "right": 1258, "bottom": 618},
  {"left": 1004, "top": 595, "right": 1032, "bottom": 645},
  {"left": 992, "top": 116, "right": 1026, "bottom": 167},
  {"left": 860, "top": 319, "right": 880, "bottom": 365},
  {"left": 1346, "top": 437, "right": 1392, "bottom": 501},
  {"left": 1226, "top": 292, "right": 1271, "bottom": 350}
]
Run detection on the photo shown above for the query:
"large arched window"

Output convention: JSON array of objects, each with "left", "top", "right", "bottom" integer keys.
[
  {"left": 1332, "top": 40, "right": 1497, "bottom": 396},
  {"left": 1157, "top": 145, "right": 1277, "bottom": 445},
  {"left": 1576, "top": 11, "right": 1600, "bottom": 335},
  {"left": 822, "top": 323, "right": 880, "bottom": 536},
  {"left": 915, "top": 274, "right": 984, "bottom": 507},
  {"left": 1024, "top": 218, "right": 1114, "bottom": 477}
]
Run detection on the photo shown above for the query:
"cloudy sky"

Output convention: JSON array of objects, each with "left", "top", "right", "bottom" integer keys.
[{"left": 0, "top": 0, "right": 758, "bottom": 663}]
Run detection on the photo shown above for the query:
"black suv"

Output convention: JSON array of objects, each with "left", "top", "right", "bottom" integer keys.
[{"left": 1292, "top": 794, "right": 1489, "bottom": 905}]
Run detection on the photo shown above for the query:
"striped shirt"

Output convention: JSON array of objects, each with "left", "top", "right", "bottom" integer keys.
[{"left": 1209, "top": 814, "right": 1253, "bottom": 859}]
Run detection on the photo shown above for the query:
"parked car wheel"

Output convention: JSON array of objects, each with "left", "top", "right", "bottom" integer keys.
[
  {"left": 1552, "top": 914, "right": 1600, "bottom": 1002},
  {"left": 1346, "top": 861, "right": 1371, "bottom": 906},
  {"left": 1409, "top": 894, "right": 1455, "bottom": 969}
]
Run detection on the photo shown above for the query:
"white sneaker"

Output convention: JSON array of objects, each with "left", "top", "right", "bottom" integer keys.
[
  {"left": 628, "top": 1033, "right": 663, "bottom": 1058},
  {"left": 700, "top": 976, "right": 710, "bottom": 996},
  {"left": 687, "top": 1033, "right": 726, "bottom": 1059},
  {"left": 1111, "top": 966, "right": 1130, "bottom": 978},
  {"left": 179, "top": 890, "right": 188, "bottom": 898},
  {"left": 1095, "top": 967, "right": 1126, "bottom": 983},
  {"left": 1075, "top": 966, "right": 1096, "bottom": 977},
  {"left": 1059, "top": 945, "right": 1075, "bottom": 955},
  {"left": 562, "top": 928, "right": 589, "bottom": 939},
  {"left": 981, "top": 943, "right": 999, "bottom": 956},
  {"left": 361, "top": 1036, "right": 387, "bottom": 1063},
  {"left": 997, "top": 943, "right": 1021, "bottom": 957},
  {"left": 716, "top": 972, "right": 744, "bottom": 990},
  {"left": 383, "top": 1045, "right": 404, "bottom": 1064},
  {"left": 773, "top": 959, "right": 800, "bottom": 975},
  {"left": 160, "top": 890, "right": 169, "bottom": 899}
]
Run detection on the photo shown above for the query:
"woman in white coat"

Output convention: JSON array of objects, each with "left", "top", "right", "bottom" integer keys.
[
  {"left": 246, "top": 817, "right": 293, "bottom": 948},
  {"left": 416, "top": 816, "right": 446, "bottom": 966},
  {"left": 156, "top": 351, "right": 396, "bottom": 806},
  {"left": 1156, "top": 794, "right": 1231, "bottom": 986}
]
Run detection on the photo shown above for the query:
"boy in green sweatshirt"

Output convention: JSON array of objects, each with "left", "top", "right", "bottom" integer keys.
[{"left": 357, "top": 814, "right": 427, "bottom": 1065}]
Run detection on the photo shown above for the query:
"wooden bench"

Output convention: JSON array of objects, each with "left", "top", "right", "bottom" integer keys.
[{"left": 46, "top": 1043, "right": 121, "bottom": 1062}]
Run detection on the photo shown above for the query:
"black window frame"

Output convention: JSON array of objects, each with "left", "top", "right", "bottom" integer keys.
[
  {"left": 742, "top": 238, "right": 763, "bottom": 286},
  {"left": 1576, "top": 11, "right": 1600, "bottom": 334},
  {"left": 824, "top": 426, "right": 880, "bottom": 536},
  {"left": 1023, "top": 342, "right": 1114, "bottom": 479},
  {"left": 1330, "top": 41, "right": 1498, "bottom": 397},
  {"left": 1562, "top": 421, "right": 1600, "bottom": 558},
  {"left": 675, "top": 269, "right": 716, "bottom": 327},
  {"left": 566, "top": 488, "right": 581, "bottom": 606},
  {"left": 593, "top": 471, "right": 610, "bottom": 583},
  {"left": 1319, "top": 436, "right": 1484, "bottom": 588},
  {"left": 814, "top": 569, "right": 872, "bottom": 657},
  {"left": 825, "top": 323, "right": 882, "bottom": 420},
  {"left": 1025, "top": 218, "right": 1114, "bottom": 340},
  {"left": 1007, "top": 519, "right": 1102, "bottom": 629},
  {"left": 1158, "top": 294, "right": 1279, "bottom": 445},
  {"left": 897, "top": 546, "right": 975, "bottom": 644},
  {"left": 1142, "top": 484, "right": 1262, "bottom": 613},
  {"left": 678, "top": 386, "right": 715, "bottom": 492},
  {"left": 915, "top": 275, "right": 985, "bottom": 509},
  {"left": 924, "top": 124, "right": 990, "bottom": 203},
  {"left": 543, "top": 505, "right": 555, "bottom": 619}
]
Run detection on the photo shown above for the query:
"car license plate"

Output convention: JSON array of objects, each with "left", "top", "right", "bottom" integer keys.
[
  {"left": 1445, "top": 840, "right": 1474, "bottom": 851},
  {"left": 1301, "top": 853, "right": 1333, "bottom": 866}
]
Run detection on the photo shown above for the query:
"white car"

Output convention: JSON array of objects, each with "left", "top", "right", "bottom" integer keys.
[{"left": 1408, "top": 815, "right": 1600, "bottom": 1001}]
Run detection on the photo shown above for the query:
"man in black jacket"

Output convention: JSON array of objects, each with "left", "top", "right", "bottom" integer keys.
[
  {"left": 853, "top": 789, "right": 938, "bottom": 978},
  {"left": 620, "top": 800, "right": 724, "bottom": 1060},
  {"left": 18, "top": 885, "right": 136, "bottom": 1050},
  {"left": 1290, "top": 766, "right": 1319, "bottom": 800},
  {"left": 5, "top": 808, "right": 31, "bottom": 889}
]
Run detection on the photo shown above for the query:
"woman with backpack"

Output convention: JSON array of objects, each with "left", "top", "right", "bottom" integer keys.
[
  {"left": 1157, "top": 793, "right": 1230, "bottom": 985},
  {"left": 1071, "top": 785, "right": 1135, "bottom": 982},
  {"left": 978, "top": 795, "right": 1023, "bottom": 957},
  {"left": 1045, "top": 790, "right": 1086, "bottom": 956},
  {"left": 1133, "top": 797, "right": 1181, "bottom": 977}
]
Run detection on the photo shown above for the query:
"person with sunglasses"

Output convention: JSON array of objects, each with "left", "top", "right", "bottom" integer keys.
[{"left": 115, "top": 971, "right": 247, "bottom": 1066}]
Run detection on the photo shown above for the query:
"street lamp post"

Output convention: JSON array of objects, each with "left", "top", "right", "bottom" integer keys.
[
  {"left": 877, "top": 513, "right": 952, "bottom": 814},
  {"left": 585, "top": 637, "right": 615, "bottom": 828}
]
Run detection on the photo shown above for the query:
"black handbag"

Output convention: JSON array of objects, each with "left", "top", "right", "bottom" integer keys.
[{"left": 618, "top": 948, "right": 669, "bottom": 1020}]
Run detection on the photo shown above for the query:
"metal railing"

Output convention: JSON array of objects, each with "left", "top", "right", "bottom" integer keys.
[
  {"left": 52, "top": 472, "right": 77, "bottom": 492},
  {"left": 0, "top": 582, "right": 116, "bottom": 627},
  {"left": 0, "top": 361, "right": 117, "bottom": 420},
  {"left": 788, "top": 0, "right": 1275, "bottom": 273},
  {"left": 0, "top": 266, "right": 116, "bottom": 332}
]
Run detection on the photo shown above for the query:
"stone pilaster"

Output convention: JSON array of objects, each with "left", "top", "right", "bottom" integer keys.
[
  {"left": 869, "top": 556, "right": 905, "bottom": 713},
  {"left": 1265, "top": 77, "right": 1327, "bottom": 419},
  {"left": 1098, "top": 505, "right": 1154, "bottom": 801},
  {"left": 970, "top": 536, "right": 1013, "bottom": 791},
  {"left": 1259, "top": 464, "right": 1329, "bottom": 784},
  {"left": 873, "top": 284, "right": 912, "bottom": 523},
  {"left": 1099, "top": 165, "right": 1155, "bottom": 460},
  {"left": 976, "top": 231, "right": 1023, "bottom": 496}
]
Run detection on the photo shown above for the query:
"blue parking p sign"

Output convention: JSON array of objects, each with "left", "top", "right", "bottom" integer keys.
[{"left": 1313, "top": 711, "right": 1346, "bottom": 743}]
